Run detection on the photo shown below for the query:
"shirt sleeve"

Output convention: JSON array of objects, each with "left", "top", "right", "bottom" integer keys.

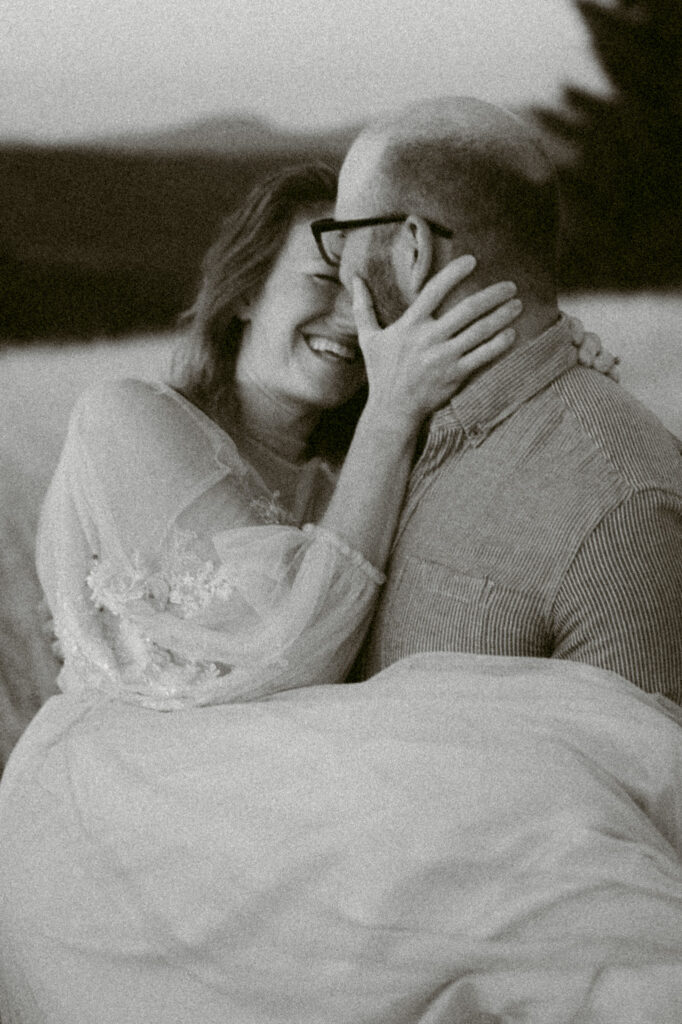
[{"left": 550, "top": 488, "right": 682, "bottom": 702}]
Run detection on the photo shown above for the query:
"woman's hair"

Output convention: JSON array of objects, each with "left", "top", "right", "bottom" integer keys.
[{"left": 174, "top": 162, "right": 367, "bottom": 465}]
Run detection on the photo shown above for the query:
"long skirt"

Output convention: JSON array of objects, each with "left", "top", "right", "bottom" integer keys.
[{"left": 1, "top": 653, "right": 681, "bottom": 1024}]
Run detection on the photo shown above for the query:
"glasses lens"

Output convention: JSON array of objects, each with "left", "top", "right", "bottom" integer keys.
[{"left": 322, "top": 228, "right": 345, "bottom": 266}]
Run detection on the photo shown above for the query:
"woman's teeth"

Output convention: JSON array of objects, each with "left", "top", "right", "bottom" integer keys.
[{"left": 305, "top": 336, "right": 357, "bottom": 362}]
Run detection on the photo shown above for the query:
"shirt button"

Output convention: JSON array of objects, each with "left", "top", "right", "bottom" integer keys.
[{"left": 467, "top": 423, "right": 485, "bottom": 443}]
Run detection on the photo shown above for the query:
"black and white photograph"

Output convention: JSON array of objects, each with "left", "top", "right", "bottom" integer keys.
[{"left": 1, "top": 1, "right": 681, "bottom": 1021}]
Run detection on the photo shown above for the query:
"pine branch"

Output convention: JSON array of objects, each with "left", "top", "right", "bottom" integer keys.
[
  {"left": 579, "top": 1, "right": 647, "bottom": 94},
  {"left": 579, "top": 0, "right": 682, "bottom": 104},
  {"left": 531, "top": 0, "right": 682, "bottom": 286},
  {"left": 532, "top": 107, "right": 583, "bottom": 143},
  {"left": 563, "top": 86, "right": 615, "bottom": 123}
]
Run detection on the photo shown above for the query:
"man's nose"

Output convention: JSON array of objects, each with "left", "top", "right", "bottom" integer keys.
[{"left": 326, "top": 286, "right": 356, "bottom": 336}]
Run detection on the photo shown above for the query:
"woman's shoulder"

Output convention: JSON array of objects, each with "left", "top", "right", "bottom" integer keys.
[
  {"left": 71, "top": 378, "right": 214, "bottom": 442},
  {"left": 70, "top": 378, "right": 245, "bottom": 475},
  {"left": 72, "top": 378, "right": 171, "bottom": 427}
]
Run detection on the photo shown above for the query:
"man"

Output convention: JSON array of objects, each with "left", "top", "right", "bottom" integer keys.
[{"left": 323, "top": 96, "right": 682, "bottom": 699}]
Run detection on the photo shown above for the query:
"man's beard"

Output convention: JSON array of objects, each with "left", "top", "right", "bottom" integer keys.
[{"left": 364, "top": 250, "right": 408, "bottom": 329}]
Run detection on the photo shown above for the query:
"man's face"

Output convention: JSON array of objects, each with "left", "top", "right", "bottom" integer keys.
[
  {"left": 362, "top": 236, "right": 409, "bottom": 328},
  {"left": 335, "top": 135, "right": 409, "bottom": 327}
]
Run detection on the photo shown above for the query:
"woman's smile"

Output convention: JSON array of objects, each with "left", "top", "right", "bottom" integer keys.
[
  {"left": 302, "top": 332, "right": 360, "bottom": 364},
  {"left": 234, "top": 216, "right": 366, "bottom": 412}
]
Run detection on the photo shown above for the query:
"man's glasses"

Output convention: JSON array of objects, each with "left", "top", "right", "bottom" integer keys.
[{"left": 310, "top": 215, "right": 453, "bottom": 267}]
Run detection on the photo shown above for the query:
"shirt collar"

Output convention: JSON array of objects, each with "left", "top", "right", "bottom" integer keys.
[{"left": 432, "top": 312, "right": 578, "bottom": 444}]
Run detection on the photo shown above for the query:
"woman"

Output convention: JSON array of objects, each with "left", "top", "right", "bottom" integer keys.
[{"left": 1, "top": 165, "right": 680, "bottom": 1024}]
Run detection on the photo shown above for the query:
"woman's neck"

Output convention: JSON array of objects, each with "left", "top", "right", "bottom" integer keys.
[{"left": 223, "top": 381, "right": 321, "bottom": 466}]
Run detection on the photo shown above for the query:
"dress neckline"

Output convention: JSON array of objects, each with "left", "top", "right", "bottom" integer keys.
[
  {"left": 157, "top": 382, "right": 337, "bottom": 517},
  {"left": 159, "top": 382, "right": 334, "bottom": 474},
  {"left": 157, "top": 383, "right": 235, "bottom": 444}
]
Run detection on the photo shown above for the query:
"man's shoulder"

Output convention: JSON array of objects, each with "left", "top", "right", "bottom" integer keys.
[{"left": 546, "top": 365, "right": 681, "bottom": 495}]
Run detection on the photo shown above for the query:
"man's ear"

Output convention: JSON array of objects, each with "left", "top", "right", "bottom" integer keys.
[{"left": 392, "top": 215, "right": 434, "bottom": 301}]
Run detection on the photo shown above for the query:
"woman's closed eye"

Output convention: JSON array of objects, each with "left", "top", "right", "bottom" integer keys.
[{"left": 312, "top": 273, "right": 341, "bottom": 286}]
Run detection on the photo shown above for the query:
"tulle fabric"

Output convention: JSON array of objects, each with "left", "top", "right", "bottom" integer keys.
[
  {"left": 35, "top": 379, "right": 383, "bottom": 709},
  {"left": 0, "top": 656, "right": 681, "bottom": 1023}
]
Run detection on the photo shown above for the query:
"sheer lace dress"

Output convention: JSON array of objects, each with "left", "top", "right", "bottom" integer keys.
[{"left": 37, "top": 379, "right": 384, "bottom": 710}]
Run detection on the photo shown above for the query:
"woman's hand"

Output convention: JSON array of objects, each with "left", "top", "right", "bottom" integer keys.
[
  {"left": 320, "top": 256, "right": 521, "bottom": 567},
  {"left": 567, "top": 316, "right": 620, "bottom": 381},
  {"left": 351, "top": 255, "right": 521, "bottom": 432}
]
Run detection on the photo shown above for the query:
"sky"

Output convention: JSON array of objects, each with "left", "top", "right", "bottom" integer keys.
[{"left": 2, "top": 0, "right": 610, "bottom": 143}]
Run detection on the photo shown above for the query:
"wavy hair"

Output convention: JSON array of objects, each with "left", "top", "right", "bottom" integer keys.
[{"left": 174, "top": 163, "right": 367, "bottom": 464}]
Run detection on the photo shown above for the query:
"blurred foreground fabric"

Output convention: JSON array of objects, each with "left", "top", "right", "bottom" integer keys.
[{"left": 1, "top": 657, "right": 681, "bottom": 1022}]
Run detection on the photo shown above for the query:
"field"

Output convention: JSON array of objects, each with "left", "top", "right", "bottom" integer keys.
[
  {"left": 2, "top": 291, "right": 679, "bottom": 494},
  {"left": 0, "top": 290, "right": 679, "bottom": 766}
]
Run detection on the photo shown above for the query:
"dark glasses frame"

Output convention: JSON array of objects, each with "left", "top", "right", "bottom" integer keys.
[{"left": 311, "top": 215, "right": 453, "bottom": 266}]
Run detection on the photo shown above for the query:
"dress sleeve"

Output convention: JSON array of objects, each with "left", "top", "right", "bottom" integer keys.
[
  {"left": 39, "top": 379, "right": 385, "bottom": 709},
  {"left": 67, "top": 378, "right": 254, "bottom": 558}
]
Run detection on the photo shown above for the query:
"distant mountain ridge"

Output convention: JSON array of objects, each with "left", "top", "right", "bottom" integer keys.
[
  {"left": 93, "top": 113, "right": 358, "bottom": 156},
  {"left": 0, "top": 115, "right": 358, "bottom": 340},
  {"left": 3, "top": 105, "right": 676, "bottom": 342}
]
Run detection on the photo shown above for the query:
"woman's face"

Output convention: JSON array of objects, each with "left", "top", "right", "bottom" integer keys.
[{"left": 234, "top": 214, "right": 366, "bottom": 414}]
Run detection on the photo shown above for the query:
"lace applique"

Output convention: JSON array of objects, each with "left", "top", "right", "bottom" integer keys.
[
  {"left": 249, "top": 490, "right": 294, "bottom": 526},
  {"left": 85, "top": 542, "right": 231, "bottom": 705},
  {"left": 88, "top": 552, "right": 164, "bottom": 614},
  {"left": 88, "top": 533, "right": 241, "bottom": 621},
  {"left": 80, "top": 465, "right": 305, "bottom": 707}
]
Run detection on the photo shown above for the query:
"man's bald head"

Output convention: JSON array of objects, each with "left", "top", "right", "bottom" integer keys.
[{"left": 337, "top": 97, "right": 561, "bottom": 305}]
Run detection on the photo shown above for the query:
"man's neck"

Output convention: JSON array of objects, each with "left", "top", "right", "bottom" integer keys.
[
  {"left": 420, "top": 299, "right": 565, "bottom": 436},
  {"left": 508, "top": 302, "right": 560, "bottom": 350}
]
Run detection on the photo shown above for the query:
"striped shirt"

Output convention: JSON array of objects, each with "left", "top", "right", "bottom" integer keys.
[{"left": 358, "top": 314, "right": 682, "bottom": 702}]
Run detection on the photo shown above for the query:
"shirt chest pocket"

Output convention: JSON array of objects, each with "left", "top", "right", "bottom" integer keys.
[
  {"left": 373, "top": 555, "right": 549, "bottom": 660},
  {"left": 375, "top": 556, "right": 491, "bottom": 656}
]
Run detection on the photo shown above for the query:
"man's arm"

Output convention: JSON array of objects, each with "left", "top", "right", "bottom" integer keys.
[{"left": 550, "top": 489, "right": 682, "bottom": 701}]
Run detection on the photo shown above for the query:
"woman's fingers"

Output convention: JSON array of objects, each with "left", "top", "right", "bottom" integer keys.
[
  {"left": 567, "top": 316, "right": 585, "bottom": 345},
  {"left": 407, "top": 254, "right": 478, "bottom": 318},
  {"left": 436, "top": 281, "right": 520, "bottom": 339},
  {"left": 446, "top": 327, "right": 517, "bottom": 380},
  {"left": 593, "top": 347, "right": 621, "bottom": 380},
  {"left": 576, "top": 332, "right": 600, "bottom": 366},
  {"left": 351, "top": 276, "right": 380, "bottom": 335},
  {"left": 443, "top": 296, "right": 523, "bottom": 355}
]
